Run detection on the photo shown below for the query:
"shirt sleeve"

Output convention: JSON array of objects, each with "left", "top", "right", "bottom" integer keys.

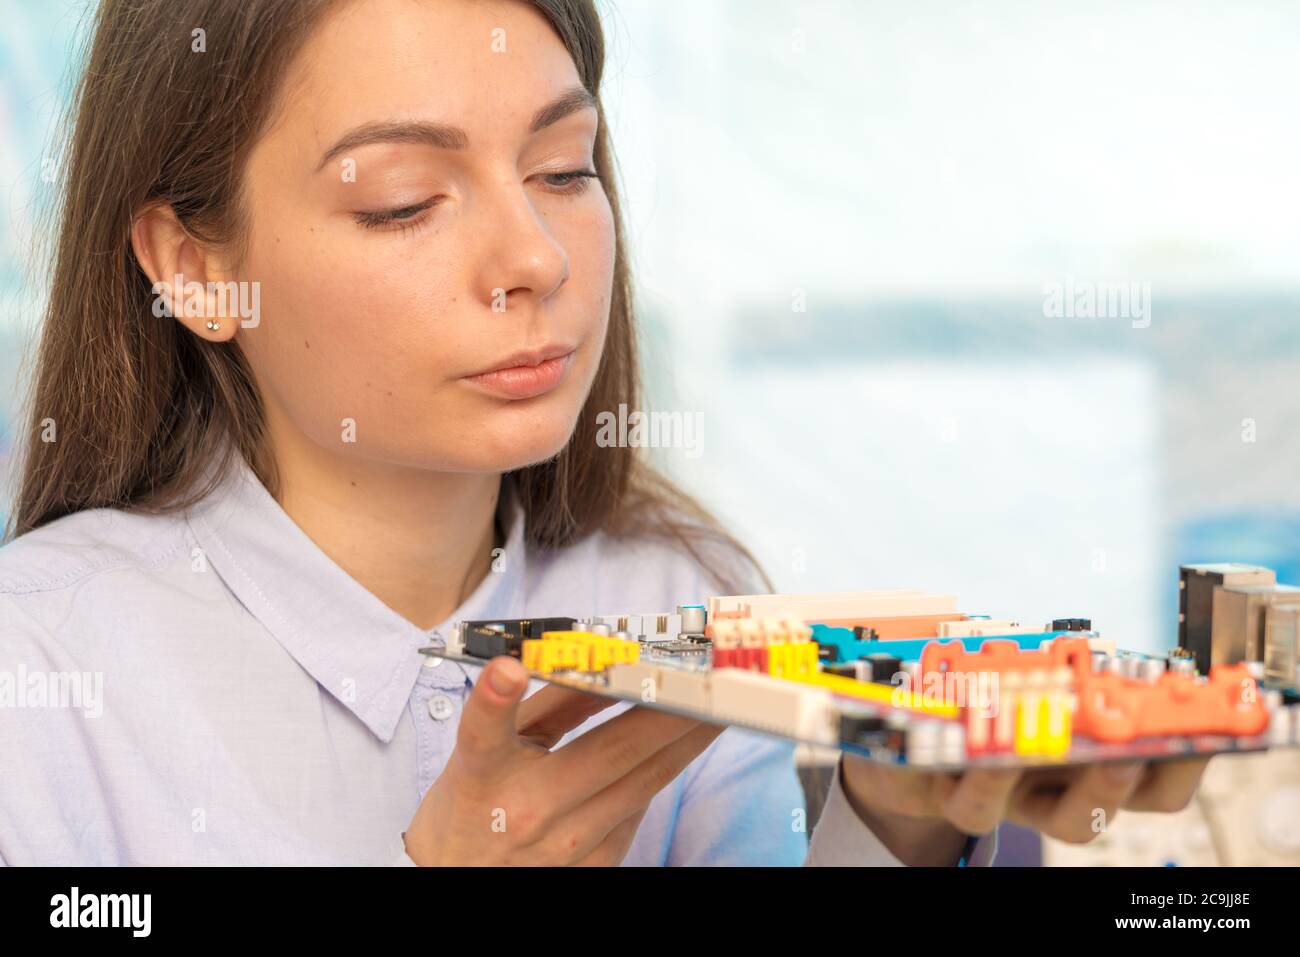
[
  {"left": 664, "top": 730, "right": 809, "bottom": 865},
  {"left": 667, "top": 729, "right": 997, "bottom": 866},
  {"left": 806, "top": 758, "right": 999, "bottom": 866}
]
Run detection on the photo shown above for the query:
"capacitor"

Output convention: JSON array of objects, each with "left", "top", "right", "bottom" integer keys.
[
  {"left": 1268, "top": 702, "right": 1292, "bottom": 746},
  {"left": 677, "top": 604, "right": 707, "bottom": 636},
  {"left": 906, "top": 720, "right": 943, "bottom": 766},
  {"left": 992, "top": 671, "right": 1023, "bottom": 750},
  {"left": 940, "top": 721, "right": 967, "bottom": 764},
  {"left": 1138, "top": 658, "right": 1166, "bottom": 682}
]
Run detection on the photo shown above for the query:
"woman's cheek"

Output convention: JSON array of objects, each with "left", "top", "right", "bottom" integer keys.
[{"left": 237, "top": 270, "right": 386, "bottom": 445}]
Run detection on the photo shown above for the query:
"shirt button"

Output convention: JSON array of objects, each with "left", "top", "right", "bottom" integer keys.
[{"left": 427, "top": 692, "right": 455, "bottom": 722}]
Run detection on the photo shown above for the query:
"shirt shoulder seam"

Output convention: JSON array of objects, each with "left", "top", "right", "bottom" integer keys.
[{"left": 0, "top": 538, "right": 192, "bottom": 597}]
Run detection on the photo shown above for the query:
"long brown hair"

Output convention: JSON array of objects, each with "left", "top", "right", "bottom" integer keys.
[{"left": 6, "top": 0, "right": 768, "bottom": 595}]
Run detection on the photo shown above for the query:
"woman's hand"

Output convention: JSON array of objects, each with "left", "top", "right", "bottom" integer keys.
[
  {"left": 404, "top": 656, "right": 724, "bottom": 866},
  {"left": 839, "top": 753, "right": 1212, "bottom": 865}
]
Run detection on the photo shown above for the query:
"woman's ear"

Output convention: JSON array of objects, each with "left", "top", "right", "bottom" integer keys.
[{"left": 130, "top": 205, "right": 242, "bottom": 343}]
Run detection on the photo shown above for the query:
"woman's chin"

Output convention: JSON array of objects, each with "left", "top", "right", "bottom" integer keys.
[{"left": 445, "top": 420, "right": 579, "bottom": 474}]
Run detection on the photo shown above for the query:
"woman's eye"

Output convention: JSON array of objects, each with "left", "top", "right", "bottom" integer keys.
[
  {"left": 352, "top": 171, "right": 598, "bottom": 235},
  {"left": 538, "top": 169, "right": 600, "bottom": 194},
  {"left": 352, "top": 197, "right": 439, "bottom": 231}
]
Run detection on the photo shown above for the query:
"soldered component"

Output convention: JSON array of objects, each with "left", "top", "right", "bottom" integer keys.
[
  {"left": 463, "top": 625, "right": 520, "bottom": 659},
  {"left": 839, "top": 713, "right": 887, "bottom": 749},
  {"left": 678, "top": 604, "right": 707, "bottom": 635},
  {"left": 1180, "top": 563, "right": 1275, "bottom": 674},
  {"left": 861, "top": 653, "right": 902, "bottom": 685},
  {"left": 1138, "top": 658, "right": 1167, "bottom": 682},
  {"left": 1264, "top": 603, "right": 1300, "bottom": 688},
  {"left": 647, "top": 640, "right": 707, "bottom": 657},
  {"left": 457, "top": 617, "right": 577, "bottom": 653},
  {"left": 1051, "top": 618, "right": 1092, "bottom": 632},
  {"left": 906, "top": 719, "right": 944, "bottom": 766},
  {"left": 1211, "top": 583, "right": 1300, "bottom": 667},
  {"left": 521, "top": 630, "right": 640, "bottom": 675}
]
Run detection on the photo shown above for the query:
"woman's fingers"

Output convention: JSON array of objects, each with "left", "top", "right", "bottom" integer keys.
[
  {"left": 571, "top": 807, "right": 651, "bottom": 867},
  {"left": 547, "top": 706, "right": 707, "bottom": 808},
  {"left": 939, "top": 769, "right": 1022, "bottom": 835},
  {"left": 560, "top": 723, "right": 726, "bottom": 849},
  {"left": 452, "top": 656, "right": 531, "bottom": 778},
  {"left": 519, "top": 724, "right": 721, "bottom": 865},
  {"left": 1008, "top": 762, "right": 1145, "bottom": 843},
  {"left": 1122, "top": 757, "right": 1210, "bottom": 813},
  {"left": 516, "top": 681, "right": 619, "bottom": 750}
]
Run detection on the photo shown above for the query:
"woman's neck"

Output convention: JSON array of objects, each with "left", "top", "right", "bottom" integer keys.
[{"left": 264, "top": 424, "right": 503, "bottom": 632}]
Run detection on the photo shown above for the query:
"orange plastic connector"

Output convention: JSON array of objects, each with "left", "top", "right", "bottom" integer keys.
[
  {"left": 1073, "top": 663, "right": 1269, "bottom": 743},
  {"left": 920, "top": 636, "right": 1093, "bottom": 681},
  {"left": 920, "top": 636, "right": 1269, "bottom": 743}
]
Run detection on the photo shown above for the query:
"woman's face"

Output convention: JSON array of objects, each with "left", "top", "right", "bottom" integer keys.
[{"left": 234, "top": 0, "right": 615, "bottom": 473}]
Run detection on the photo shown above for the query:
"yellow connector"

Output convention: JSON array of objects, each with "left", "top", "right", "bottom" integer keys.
[
  {"left": 527, "top": 631, "right": 640, "bottom": 674},
  {"left": 767, "top": 642, "right": 819, "bottom": 680},
  {"left": 1013, "top": 690, "right": 1041, "bottom": 756},
  {"left": 1012, "top": 678, "right": 1074, "bottom": 758},
  {"left": 1041, "top": 691, "right": 1072, "bottom": 758}
]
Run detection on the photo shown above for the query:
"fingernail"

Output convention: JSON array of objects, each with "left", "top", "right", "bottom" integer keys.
[
  {"left": 1103, "top": 762, "right": 1143, "bottom": 786},
  {"left": 489, "top": 658, "right": 524, "bottom": 696}
]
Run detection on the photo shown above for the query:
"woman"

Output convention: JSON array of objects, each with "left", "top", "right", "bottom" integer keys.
[{"left": 0, "top": 0, "right": 1206, "bottom": 866}]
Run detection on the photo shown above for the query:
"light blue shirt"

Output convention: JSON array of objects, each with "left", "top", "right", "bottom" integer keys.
[{"left": 0, "top": 455, "right": 993, "bottom": 865}]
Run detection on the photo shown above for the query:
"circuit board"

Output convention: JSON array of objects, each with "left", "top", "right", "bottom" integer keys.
[{"left": 419, "top": 566, "right": 1300, "bottom": 771}]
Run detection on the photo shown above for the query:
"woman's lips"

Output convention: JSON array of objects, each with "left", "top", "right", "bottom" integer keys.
[{"left": 462, "top": 351, "right": 575, "bottom": 400}]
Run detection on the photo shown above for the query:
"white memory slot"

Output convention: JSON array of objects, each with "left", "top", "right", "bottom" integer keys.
[
  {"left": 738, "top": 593, "right": 958, "bottom": 620},
  {"left": 707, "top": 588, "right": 922, "bottom": 617},
  {"left": 709, "top": 669, "right": 836, "bottom": 746}
]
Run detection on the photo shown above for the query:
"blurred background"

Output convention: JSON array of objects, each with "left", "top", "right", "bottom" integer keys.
[
  {"left": 598, "top": 0, "right": 1300, "bottom": 657},
  {"left": 3, "top": 1, "right": 1299, "bottom": 657},
  {"left": 2, "top": 0, "right": 1299, "bottom": 868}
]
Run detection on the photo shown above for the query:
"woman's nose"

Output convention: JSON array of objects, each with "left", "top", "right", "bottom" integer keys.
[{"left": 472, "top": 184, "right": 569, "bottom": 313}]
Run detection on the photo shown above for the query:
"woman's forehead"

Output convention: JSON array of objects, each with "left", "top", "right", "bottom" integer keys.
[{"left": 272, "top": 0, "right": 584, "bottom": 153}]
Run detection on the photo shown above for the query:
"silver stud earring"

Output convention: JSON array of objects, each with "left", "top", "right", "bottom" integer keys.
[{"left": 205, "top": 319, "right": 221, "bottom": 332}]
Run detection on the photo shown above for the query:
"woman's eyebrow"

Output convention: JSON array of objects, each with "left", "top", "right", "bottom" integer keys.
[{"left": 314, "top": 86, "right": 596, "bottom": 172}]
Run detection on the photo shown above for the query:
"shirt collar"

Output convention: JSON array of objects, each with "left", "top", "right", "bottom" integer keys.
[{"left": 185, "top": 454, "right": 529, "bottom": 742}]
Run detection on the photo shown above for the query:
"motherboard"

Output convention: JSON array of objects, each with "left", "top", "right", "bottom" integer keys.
[{"left": 419, "top": 563, "right": 1300, "bottom": 771}]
